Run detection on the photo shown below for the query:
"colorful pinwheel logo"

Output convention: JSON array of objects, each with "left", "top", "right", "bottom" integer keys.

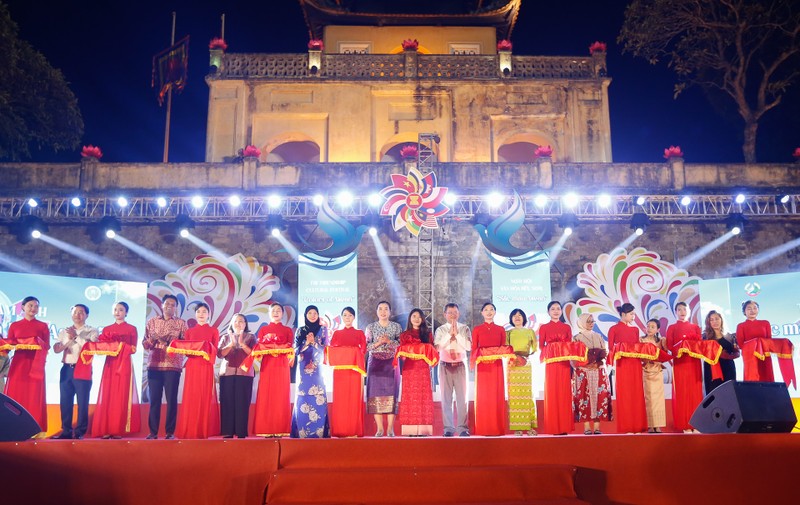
[{"left": 379, "top": 168, "right": 450, "bottom": 236}]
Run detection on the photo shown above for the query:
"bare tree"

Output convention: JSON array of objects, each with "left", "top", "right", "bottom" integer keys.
[{"left": 618, "top": 0, "right": 800, "bottom": 163}]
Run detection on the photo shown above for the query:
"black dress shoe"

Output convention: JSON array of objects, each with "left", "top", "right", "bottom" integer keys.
[
  {"left": 443, "top": 431, "right": 454, "bottom": 437},
  {"left": 74, "top": 434, "right": 84, "bottom": 440},
  {"left": 146, "top": 433, "right": 158, "bottom": 440},
  {"left": 459, "top": 431, "right": 471, "bottom": 437},
  {"left": 53, "top": 432, "right": 73, "bottom": 440},
  {"left": 165, "top": 434, "right": 175, "bottom": 440}
]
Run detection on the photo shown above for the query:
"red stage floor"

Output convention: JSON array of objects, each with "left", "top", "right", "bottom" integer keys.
[{"left": 2, "top": 433, "right": 797, "bottom": 505}]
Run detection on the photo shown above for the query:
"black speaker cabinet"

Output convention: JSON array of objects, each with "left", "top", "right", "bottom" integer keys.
[
  {"left": 690, "top": 381, "right": 797, "bottom": 433},
  {"left": 0, "top": 392, "right": 42, "bottom": 441}
]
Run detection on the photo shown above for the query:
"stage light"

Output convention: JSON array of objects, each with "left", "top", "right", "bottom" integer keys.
[
  {"left": 156, "top": 197, "right": 168, "bottom": 208},
  {"left": 98, "top": 216, "right": 122, "bottom": 240},
  {"left": 734, "top": 193, "right": 746, "bottom": 204},
  {"left": 267, "top": 214, "right": 285, "bottom": 236},
  {"left": 367, "top": 193, "right": 382, "bottom": 207},
  {"left": 312, "top": 194, "right": 324, "bottom": 206},
  {"left": 597, "top": 194, "right": 612, "bottom": 208},
  {"left": 336, "top": 191, "right": 354, "bottom": 207},
  {"left": 486, "top": 192, "right": 504, "bottom": 208},
  {"left": 635, "top": 196, "right": 646, "bottom": 206},
  {"left": 12, "top": 216, "right": 47, "bottom": 243},
  {"left": 726, "top": 213, "right": 746, "bottom": 236},
  {"left": 267, "top": 194, "right": 282, "bottom": 208},
  {"left": 369, "top": 227, "right": 378, "bottom": 236},
  {"left": 779, "top": 194, "right": 791, "bottom": 204},
  {"left": 117, "top": 196, "right": 128, "bottom": 208},
  {"left": 630, "top": 212, "right": 650, "bottom": 236},
  {"left": 558, "top": 213, "right": 579, "bottom": 236},
  {"left": 174, "top": 214, "right": 195, "bottom": 238},
  {"left": 70, "top": 197, "right": 82, "bottom": 207},
  {"left": 191, "top": 196, "right": 204, "bottom": 209},
  {"left": 443, "top": 192, "right": 457, "bottom": 206},
  {"left": 229, "top": 195, "right": 241, "bottom": 207},
  {"left": 562, "top": 192, "right": 579, "bottom": 209},
  {"left": 534, "top": 194, "right": 548, "bottom": 207},
  {"left": 27, "top": 198, "right": 39, "bottom": 208},
  {"left": 680, "top": 195, "right": 691, "bottom": 206}
]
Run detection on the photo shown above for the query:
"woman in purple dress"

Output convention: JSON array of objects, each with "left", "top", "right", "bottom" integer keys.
[{"left": 364, "top": 301, "right": 402, "bottom": 437}]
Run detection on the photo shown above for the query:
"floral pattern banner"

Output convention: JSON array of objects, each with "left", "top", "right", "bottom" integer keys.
[{"left": 564, "top": 247, "right": 701, "bottom": 340}]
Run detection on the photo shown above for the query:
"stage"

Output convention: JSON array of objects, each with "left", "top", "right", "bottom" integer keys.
[{"left": 2, "top": 432, "right": 797, "bottom": 505}]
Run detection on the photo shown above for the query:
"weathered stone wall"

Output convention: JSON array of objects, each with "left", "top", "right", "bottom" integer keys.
[{"left": 2, "top": 217, "right": 797, "bottom": 329}]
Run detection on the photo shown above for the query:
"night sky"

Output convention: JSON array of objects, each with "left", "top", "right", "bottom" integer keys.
[{"left": 5, "top": 0, "right": 799, "bottom": 164}]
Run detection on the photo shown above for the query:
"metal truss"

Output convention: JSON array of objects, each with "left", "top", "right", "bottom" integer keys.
[
  {"left": 1, "top": 194, "right": 797, "bottom": 224},
  {"left": 416, "top": 133, "right": 439, "bottom": 326}
]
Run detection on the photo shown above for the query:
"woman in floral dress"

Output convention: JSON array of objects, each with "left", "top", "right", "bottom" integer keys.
[{"left": 291, "top": 305, "right": 329, "bottom": 438}]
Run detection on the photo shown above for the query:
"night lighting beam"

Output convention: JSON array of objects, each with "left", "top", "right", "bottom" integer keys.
[
  {"left": 31, "top": 230, "right": 42, "bottom": 239},
  {"left": 114, "top": 235, "right": 181, "bottom": 272},
  {"left": 117, "top": 197, "right": 129, "bottom": 208},
  {"left": 676, "top": 231, "right": 738, "bottom": 270},
  {"left": 724, "top": 236, "right": 800, "bottom": 277},
  {"left": 174, "top": 214, "right": 195, "bottom": 238},
  {"left": 370, "top": 232, "right": 409, "bottom": 313},
  {"left": 156, "top": 197, "right": 168, "bottom": 208},
  {"left": 367, "top": 193, "right": 382, "bottom": 207},
  {"left": 547, "top": 228, "right": 572, "bottom": 265},
  {"left": 734, "top": 194, "right": 746, "bottom": 204},
  {"left": 267, "top": 194, "right": 282, "bottom": 208},
  {"left": 534, "top": 194, "right": 548, "bottom": 207},
  {"left": 27, "top": 198, "right": 39, "bottom": 208},
  {"left": 779, "top": 194, "right": 791, "bottom": 204},
  {"left": 181, "top": 234, "right": 231, "bottom": 263},
  {"left": 368, "top": 227, "right": 378, "bottom": 236},
  {"left": 630, "top": 212, "right": 650, "bottom": 236},
  {"left": 597, "top": 194, "right": 612, "bottom": 208},
  {"left": 635, "top": 196, "right": 646, "bottom": 206},
  {"left": 336, "top": 191, "right": 354, "bottom": 207},
  {"left": 38, "top": 234, "right": 148, "bottom": 280},
  {"left": 562, "top": 192, "right": 579, "bottom": 209},
  {"left": 70, "top": 197, "right": 82, "bottom": 207},
  {"left": 680, "top": 196, "right": 691, "bottom": 206},
  {"left": 443, "top": 192, "right": 457, "bottom": 206},
  {"left": 613, "top": 232, "right": 641, "bottom": 252},
  {"left": 272, "top": 231, "right": 301, "bottom": 259},
  {"left": 191, "top": 196, "right": 204, "bottom": 209},
  {"left": 312, "top": 194, "right": 324, "bottom": 206},
  {"left": 229, "top": 195, "right": 241, "bottom": 207},
  {"left": 558, "top": 213, "right": 579, "bottom": 236},
  {"left": 486, "top": 192, "right": 504, "bottom": 208},
  {"left": 0, "top": 250, "right": 42, "bottom": 274}
]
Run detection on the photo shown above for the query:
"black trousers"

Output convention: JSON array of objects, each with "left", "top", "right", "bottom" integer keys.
[
  {"left": 219, "top": 375, "right": 254, "bottom": 438},
  {"left": 59, "top": 364, "right": 92, "bottom": 437},
  {"left": 147, "top": 369, "right": 180, "bottom": 436}
]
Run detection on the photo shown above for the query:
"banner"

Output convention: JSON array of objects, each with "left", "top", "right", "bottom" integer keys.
[
  {"left": 0, "top": 272, "right": 147, "bottom": 403},
  {"left": 298, "top": 253, "right": 358, "bottom": 332},
  {"left": 152, "top": 36, "right": 189, "bottom": 105},
  {"left": 699, "top": 271, "right": 800, "bottom": 396}
]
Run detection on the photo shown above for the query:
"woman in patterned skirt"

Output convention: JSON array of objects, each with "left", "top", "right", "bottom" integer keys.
[
  {"left": 572, "top": 313, "right": 611, "bottom": 435},
  {"left": 364, "top": 301, "right": 402, "bottom": 437},
  {"left": 291, "top": 305, "right": 329, "bottom": 438},
  {"left": 505, "top": 308, "right": 538, "bottom": 435}
]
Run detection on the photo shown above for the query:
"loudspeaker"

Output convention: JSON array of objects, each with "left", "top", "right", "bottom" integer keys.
[
  {"left": 0, "top": 392, "right": 42, "bottom": 441},
  {"left": 690, "top": 381, "right": 797, "bottom": 433}
]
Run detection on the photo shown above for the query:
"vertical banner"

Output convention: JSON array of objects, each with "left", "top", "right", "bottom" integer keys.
[
  {"left": 490, "top": 253, "right": 552, "bottom": 399},
  {"left": 298, "top": 253, "right": 359, "bottom": 332}
]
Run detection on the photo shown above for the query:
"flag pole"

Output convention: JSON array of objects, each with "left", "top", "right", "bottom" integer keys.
[
  {"left": 221, "top": 13, "right": 225, "bottom": 40},
  {"left": 162, "top": 12, "right": 176, "bottom": 163}
]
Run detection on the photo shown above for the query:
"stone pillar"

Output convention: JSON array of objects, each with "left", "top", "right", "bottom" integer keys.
[
  {"left": 498, "top": 50, "right": 512, "bottom": 77},
  {"left": 243, "top": 157, "right": 258, "bottom": 191},
  {"left": 404, "top": 50, "right": 417, "bottom": 79},
  {"left": 209, "top": 49, "right": 223, "bottom": 74},
  {"left": 536, "top": 156, "right": 553, "bottom": 189},
  {"left": 308, "top": 50, "right": 322, "bottom": 75},
  {"left": 591, "top": 51, "right": 607, "bottom": 77},
  {"left": 669, "top": 157, "right": 685, "bottom": 190},
  {"left": 79, "top": 157, "right": 98, "bottom": 192}
]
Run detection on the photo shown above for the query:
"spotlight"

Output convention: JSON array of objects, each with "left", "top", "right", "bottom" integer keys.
[
  {"left": 31, "top": 229, "right": 42, "bottom": 239},
  {"left": 70, "top": 197, "right": 82, "bottom": 207},
  {"left": 27, "top": 198, "right": 39, "bottom": 208},
  {"left": 11, "top": 216, "right": 46, "bottom": 243},
  {"left": 443, "top": 192, "right": 457, "bottom": 206},
  {"left": 156, "top": 197, "right": 168, "bottom": 208},
  {"left": 99, "top": 216, "right": 122, "bottom": 239},
  {"left": 534, "top": 194, "right": 548, "bottom": 207},
  {"left": 726, "top": 212, "right": 746, "bottom": 236},
  {"left": 229, "top": 195, "right": 242, "bottom": 207},
  {"left": 361, "top": 213, "right": 382, "bottom": 234},
  {"left": 368, "top": 227, "right": 378, "bottom": 236},
  {"left": 779, "top": 194, "right": 791, "bottom": 205},
  {"left": 635, "top": 196, "right": 646, "bottom": 206},
  {"left": 312, "top": 194, "right": 324, "bottom": 206},
  {"left": 680, "top": 195, "right": 691, "bottom": 206},
  {"left": 117, "top": 196, "right": 129, "bottom": 207},
  {"left": 174, "top": 214, "right": 195, "bottom": 238},
  {"left": 191, "top": 196, "right": 204, "bottom": 209},
  {"left": 597, "top": 194, "right": 612, "bottom": 208},
  {"left": 367, "top": 193, "right": 383, "bottom": 207},
  {"left": 734, "top": 193, "right": 745, "bottom": 204},
  {"left": 562, "top": 192, "right": 579, "bottom": 209},
  {"left": 336, "top": 191, "right": 354, "bottom": 207},
  {"left": 558, "top": 213, "right": 579, "bottom": 236},
  {"left": 267, "top": 194, "right": 282, "bottom": 208},
  {"left": 630, "top": 212, "right": 650, "bottom": 236},
  {"left": 486, "top": 192, "right": 504, "bottom": 208},
  {"left": 267, "top": 214, "right": 285, "bottom": 236}
]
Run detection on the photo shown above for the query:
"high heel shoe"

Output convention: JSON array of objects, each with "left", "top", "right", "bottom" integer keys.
[{"left": 375, "top": 430, "right": 384, "bottom": 437}]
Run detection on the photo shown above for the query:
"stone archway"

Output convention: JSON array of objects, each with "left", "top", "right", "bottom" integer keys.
[
  {"left": 263, "top": 133, "right": 321, "bottom": 163},
  {"left": 497, "top": 132, "right": 555, "bottom": 162}
]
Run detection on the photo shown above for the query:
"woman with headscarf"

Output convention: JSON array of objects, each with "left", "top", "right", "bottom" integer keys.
[
  {"left": 291, "top": 305, "right": 329, "bottom": 438},
  {"left": 572, "top": 313, "right": 611, "bottom": 435}
]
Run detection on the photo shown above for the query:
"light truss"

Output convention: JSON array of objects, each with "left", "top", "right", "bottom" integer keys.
[{"left": 1, "top": 194, "right": 797, "bottom": 224}]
